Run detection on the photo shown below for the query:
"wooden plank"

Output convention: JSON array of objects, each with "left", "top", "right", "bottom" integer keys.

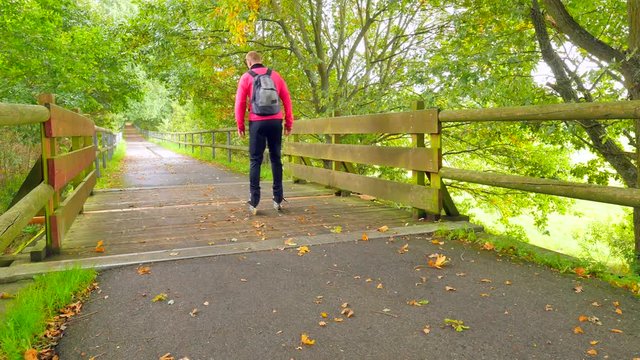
[
  {"left": 47, "top": 145, "right": 95, "bottom": 191},
  {"left": 439, "top": 100, "right": 640, "bottom": 123},
  {"left": 287, "top": 163, "right": 440, "bottom": 213},
  {"left": 45, "top": 104, "right": 95, "bottom": 137},
  {"left": 50, "top": 170, "right": 97, "bottom": 247},
  {"left": 284, "top": 142, "right": 438, "bottom": 172},
  {"left": 439, "top": 167, "right": 640, "bottom": 207},
  {"left": 0, "top": 183, "right": 53, "bottom": 253},
  {"left": 292, "top": 109, "right": 439, "bottom": 135},
  {"left": 0, "top": 103, "right": 50, "bottom": 126}
]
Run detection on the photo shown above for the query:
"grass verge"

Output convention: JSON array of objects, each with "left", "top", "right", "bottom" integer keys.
[
  {"left": 149, "top": 138, "right": 272, "bottom": 180},
  {"left": 0, "top": 268, "right": 97, "bottom": 359},
  {"left": 434, "top": 227, "right": 640, "bottom": 297},
  {"left": 95, "top": 142, "right": 127, "bottom": 189}
]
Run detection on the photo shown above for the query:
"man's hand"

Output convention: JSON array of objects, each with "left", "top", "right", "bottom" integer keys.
[
  {"left": 238, "top": 129, "right": 245, "bottom": 138},
  {"left": 284, "top": 128, "right": 292, "bottom": 136}
]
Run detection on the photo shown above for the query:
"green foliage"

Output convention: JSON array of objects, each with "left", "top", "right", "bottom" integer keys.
[
  {"left": 577, "top": 210, "right": 636, "bottom": 272},
  {"left": 0, "top": 268, "right": 96, "bottom": 359},
  {"left": 95, "top": 141, "right": 127, "bottom": 190}
]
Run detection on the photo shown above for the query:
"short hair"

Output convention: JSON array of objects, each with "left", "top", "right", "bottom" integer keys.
[{"left": 245, "top": 51, "right": 262, "bottom": 63}]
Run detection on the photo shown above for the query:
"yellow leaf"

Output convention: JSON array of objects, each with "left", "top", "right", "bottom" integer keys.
[
  {"left": 321, "top": 312, "right": 328, "bottom": 318},
  {"left": 578, "top": 315, "right": 588, "bottom": 322},
  {"left": 431, "top": 239, "right": 444, "bottom": 245},
  {"left": 334, "top": 317, "right": 344, "bottom": 322},
  {"left": 137, "top": 266, "right": 151, "bottom": 275},
  {"left": 361, "top": 233, "right": 369, "bottom": 241},
  {"left": 427, "top": 254, "right": 449, "bottom": 269},
  {"left": 330, "top": 226, "right": 342, "bottom": 233},
  {"left": 397, "top": 244, "right": 409, "bottom": 254},
  {"left": 613, "top": 301, "right": 620, "bottom": 307},
  {"left": 504, "top": 280, "right": 512, "bottom": 285},
  {"left": 590, "top": 340, "right": 599, "bottom": 345},
  {"left": 573, "top": 326, "right": 584, "bottom": 334},
  {"left": 365, "top": 278, "right": 373, "bottom": 282},
  {"left": 24, "top": 349, "right": 38, "bottom": 360},
  {"left": 341, "top": 302, "right": 349, "bottom": 308},
  {"left": 376, "top": 283, "right": 384, "bottom": 289},
  {"left": 586, "top": 349, "right": 597, "bottom": 356},
  {"left": 95, "top": 240, "right": 105, "bottom": 253},
  {"left": 0, "top": 292, "right": 15, "bottom": 299},
  {"left": 377, "top": 225, "right": 389, "bottom": 232},
  {"left": 615, "top": 308, "right": 622, "bottom": 315},
  {"left": 610, "top": 328, "right": 623, "bottom": 333},
  {"left": 300, "top": 333, "right": 315, "bottom": 345},
  {"left": 152, "top": 293, "right": 168, "bottom": 302},
  {"left": 297, "top": 246, "right": 310, "bottom": 256},
  {"left": 159, "top": 353, "right": 174, "bottom": 360}
]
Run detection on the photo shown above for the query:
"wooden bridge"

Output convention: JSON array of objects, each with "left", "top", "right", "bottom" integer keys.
[{"left": 1, "top": 94, "right": 640, "bottom": 275}]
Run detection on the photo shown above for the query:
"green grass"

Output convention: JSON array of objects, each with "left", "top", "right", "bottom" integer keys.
[
  {"left": 95, "top": 142, "right": 127, "bottom": 189},
  {"left": 0, "top": 268, "right": 97, "bottom": 359},
  {"left": 0, "top": 177, "right": 23, "bottom": 215},
  {"left": 149, "top": 138, "right": 273, "bottom": 180}
]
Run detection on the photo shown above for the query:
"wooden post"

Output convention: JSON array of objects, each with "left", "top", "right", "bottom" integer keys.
[
  {"left": 411, "top": 101, "right": 427, "bottom": 219},
  {"left": 93, "top": 133, "right": 101, "bottom": 178},
  {"left": 199, "top": 133, "right": 203, "bottom": 156},
  {"left": 227, "top": 131, "right": 232, "bottom": 162},
  {"left": 191, "top": 133, "right": 195, "bottom": 153},
  {"left": 212, "top": 131, "right": 216, "bottom": 159},
  {"left": 37, "top": 93, "right": 60, "bottom": 254}
]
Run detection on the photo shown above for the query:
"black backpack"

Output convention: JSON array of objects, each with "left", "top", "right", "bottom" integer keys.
[{"left": 248, "top": 69, "right": 281, "bottom": 116}]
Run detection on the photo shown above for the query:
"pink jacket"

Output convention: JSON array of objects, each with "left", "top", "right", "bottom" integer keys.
[{"left": 235, "top": 65, "right": 294, "bottom": 132}]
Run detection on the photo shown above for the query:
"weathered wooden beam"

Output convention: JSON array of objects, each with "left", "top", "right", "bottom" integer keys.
[
  {"left": 284, "top": 142, "right": 438, "bottom": 172},
  {"left": 45, "top": 104, "right": 95, "bottom": 137},
  {"left": 50, "top": 170, "right": 97, "bottom": 250},
  {"left": 439, "top": 167, "right": 640, "bottom": 207},
  {"left": 293, "top": 109, "right": 439, "bottom": 135},
  {"left": 0, "top": 103, "right": 50, "bottom": 126},
  {"left": 287, "top": 163, "right": 440, "bottom": 213},
  {"left": 0, "top": 183, "right": 53, "bottom": 253},
  {"left": 47, "top": 145, "right": 95, "bottom": 191},
  {"left": 439, "top": 100, "right": 640, "bottom": 122}
]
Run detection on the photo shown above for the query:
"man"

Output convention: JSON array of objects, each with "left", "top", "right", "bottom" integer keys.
[{"left": 235, "top": 51, "right": 294, "bottom": 215}]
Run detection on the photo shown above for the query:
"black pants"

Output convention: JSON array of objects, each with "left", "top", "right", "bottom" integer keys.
[{"left": 248, "top": 119, "right": 283, "bottom": 206}]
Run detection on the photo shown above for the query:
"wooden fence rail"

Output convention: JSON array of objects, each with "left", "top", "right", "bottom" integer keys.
[{"left": 0, "top": 94, "right": 119, "bottom": 261}]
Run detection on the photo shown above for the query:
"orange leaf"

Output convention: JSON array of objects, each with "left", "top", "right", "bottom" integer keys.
[
  {"left": 431, "top": 239, "right": 444, "bottom": 245},
  {"left": 615, "top": 308, "right": 622, "bottom": 315},
  {"left": 95, "top": 240, "right": 105, "bottom": 253},
  {"left": 24, "top": 349, "right": 38, "bottom": 360},
  {"left": 361, "top": 233, "right": 369, "bottom": 241},
  {"left": 610, "top": 328, "right": 623, "bottom": 333},
  {"left": 159, "top": 354, "right": 174, "bottom": 360},
  {"left": 297, "top": 246, "right": 310, "bottom": 256},
  {"left": 578, "top": 315, "right": 588, "bottom": 322},
  {"left": 137, "top": 266, "right": 151, "bottom": 275},
  {"left": 586, "top": 349, "right": 598, "bottom": 356},
  {"left": 590, "top": 340, "right": 599, "bottom": 346},
  {"left": 574, "top": 267, "right": 586, "bottom": 277},
  {"left": 427, "top": 254, "right": 449, "bottom": 269},
  {"left": 377, "top": 225, "right": 389, "bottom": 232},
  {"left": 573, "top": 326, "right": 584, "bottom": 334},
  {"left": 481, "top": 242, "right": 494, "bottom": 251},
  {"left": 613, "top": 301, "right": 620, "bottom": 307},
  {"left": 300, "top": 333, "right": 315, "bottom": 345},
  {"left": 397, "top": 244, "right": 409, "bottom": 254}
]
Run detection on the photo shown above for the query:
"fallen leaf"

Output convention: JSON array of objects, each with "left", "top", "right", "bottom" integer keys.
[
  {"left": 189, "top": 308, "right": 199, "bottom": 317},
  {"left": 574, "top": 267, "right": 587, "bottom": 277},
  {"left": 334, "top": 317, "right": 344, "bottom": 322},
  {"left": 588, "top": 316, "right": 602, "bottom": 325},
  {"left": 167, "top": 299, "right": 175, "bottom": 305},
  {"left": 284, "top": 238, "right": 297, "bottom": 246},
  {"left": 445, "top": 286, "right": 456, "bottom": 292},
  {"left": 376, "top": 283, "right": 384, "bottom": 289},
  {"left": 456, "top": 273, "right": 466, "bottom": 277},
  {"left": 480, "top": 293, "right": 490, "bottom": 297},
  {"left": 613, "top": 301, "right": 620, "bottom": 307},
  {"left": 590, "top": 340, "right": 599, "bottom": 346},
  {"left": 321, "top": 312, "right": 328, "bottom": 318},
  {"left": 95, "top": 240, "right": 105, "bottom": 253},
  {"left": 427, "top": 254, "right": 449, "bottom": 269},
  {"left": 24, "top": 349, "right": 38, "bottom": 360},
  {"left": 330, "top": 226, "right": 342, "bottom": 234},
  {"left": 481, "top": 242, "right": 494, "bottom": 251},
  {"left": 431, "top": 239, "right": 444, "bottom": 245},
  {"left": 610, "top": 328, "right": 623, "bottom": 333},
  {"left": 240, "top": 278, "right": 248, "bottom": 282},
  {"left": 615, "top": 308, "right": 623, "bottom": 315},
  {"left": 361, "top": 233, "right": 369, "bottom": 241},
  {"left": 159, "top": 353, "right": 174, "bottom": 360},
  {"left": 578, "top": 315, "right": 589, "bottom": 322},
  {"left": 545, "top": 304, "right": 553, "bottom": 311},
  {"left": 377, "top": 225, "right": 389, "bottom": 232},
  {"left": 152, "top": 293, "right": 168, "bottom": 302},
  {"left": 0, "top": 292, "right": 15, "bottom": 299},
  {"left": 297, "top": 246, "right": 310, "bottom": 256},
  {"left": 573, "top": 326, "right": 584, "bottom": 334},
  {"left": 573, "top": 285, "right": 583, "bottom": 293},
  {"left": 422, "top": 325, "right": 431, "bottom": 335},
  {"left": 300, "top": 333, "right": 315, "bottom": 346},
  {"left": 137, "top": 266, "right": 151, "bottom": 275},
  {"left": 397, "top": 244, "right": 409, "bottom": 254},
  {"left": 586, "top": 349, "right": 598, "bottom": 356},
  {"left": 203, "top": 301, "right": 209, "bottom": 306},
  {"left": 504, "top": 280, "right": 512, "bottom": 285},
  {"left": 407, "top": 299, "right": 430, "bottom": 306},
  {"left": 591, "top": 302, "right": 602, "bottom": 307},
  {"left": 169, "top": 252, "right": 179, "bottom": 256},
  {"left": 341, "top": 308, "right": 354, "bottom": 318},
  {"left": 444, "top": 318, "right": 470, "bottom": 332},
  {"left": 319, "top": 321, "right": 327, "bottom": 327},
  {"left": 480, "top": 278, "right": 492, "bottom": 283},
  {"left": 365, "top": 278, "right": 373, "bottom": 283},
  {"left": 341, "top": 302, "right": 349, "bottom": 308}
]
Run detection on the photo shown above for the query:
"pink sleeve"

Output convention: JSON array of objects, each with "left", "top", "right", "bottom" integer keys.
[
  {"left": 276, "top": 75, "right": 294, "bottom": 130},
  {"left": 234, "top": 74, "right": 250, "bottom": 132}
]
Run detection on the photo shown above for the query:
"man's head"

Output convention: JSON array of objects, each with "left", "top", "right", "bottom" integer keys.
[{"left": 245, "top": 51, "right": 262, "bottom": 68}]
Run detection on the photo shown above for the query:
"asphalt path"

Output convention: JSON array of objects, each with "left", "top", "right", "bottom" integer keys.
[{"left": 56, "top": 233, "right": 640, "bottom": 360}]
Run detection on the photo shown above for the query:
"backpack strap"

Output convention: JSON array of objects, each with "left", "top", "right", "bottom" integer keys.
[
  {"left": 266, "top": 68, "right": 272, "bottom": 76},
  {"left": 248, "top": 70, "right": 258, "bottom": 77}
]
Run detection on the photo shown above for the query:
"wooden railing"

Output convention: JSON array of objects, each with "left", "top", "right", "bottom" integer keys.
[
  {"left": 0, "top": 94, "right": 119, "bottom": 261},
  {"left": 142, "top": 127, "right": 242, "bottom": 162}
]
